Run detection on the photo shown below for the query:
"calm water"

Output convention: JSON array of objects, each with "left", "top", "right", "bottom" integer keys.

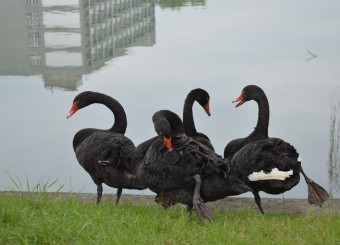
[{"left": 0, "top": 0, "right": 339, "bottom": 199}]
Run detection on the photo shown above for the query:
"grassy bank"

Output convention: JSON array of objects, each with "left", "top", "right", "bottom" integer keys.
[{"left": 1, "top": 192, "right": 339, "bottom": 244}]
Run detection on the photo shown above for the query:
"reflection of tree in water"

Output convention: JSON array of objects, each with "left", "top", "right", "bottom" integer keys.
[
  {"left": 157, "top": 0, "right": 205, "bottom": 9},
  {"left": 328, "top": 100, "right": 340, "bottom": 194}
]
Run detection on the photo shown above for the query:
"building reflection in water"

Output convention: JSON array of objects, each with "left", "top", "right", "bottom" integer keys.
[
  {"left": 0, "top": 0, "right": 155, "bottom": 91},
  {"left": 328, "top": 99, "right": 340, "bottom": 195},
  {"left": 156, "top": 0, "right": 205, "bottom": 10}
]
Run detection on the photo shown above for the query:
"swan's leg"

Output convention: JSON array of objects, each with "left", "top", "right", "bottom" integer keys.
[
  {"left": 96, "top": 184, "right": 103, "bottom": 204},
  {"left": 253, "top": 191, "right": 264, "bottom": 214},
  {"left": 116, "top": 188, "right": 122, "bottom": 204},
  {"left": 192, "top": 174, "right": 214, "bottom": 224}
]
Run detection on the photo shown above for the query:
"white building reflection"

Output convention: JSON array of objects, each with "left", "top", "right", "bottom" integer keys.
[{"left": 0, "top": 0, "right": 155, "bottom": 90}]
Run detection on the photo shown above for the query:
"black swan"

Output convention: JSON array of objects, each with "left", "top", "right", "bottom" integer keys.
[
  {"left": 132, "top": 88, "right": 214, "bottom": 208},
  {"left": 67, "top": 91, "right": 146, "bottom": 204},
  {"left": 138, "top": 110, "right": 251, "bottom": 223},
  {"left": 225, "top": 85, "right": 329, "bottom": 213},
  {"left": 183, "top": 88, "right": 215, "bottom": 151}
]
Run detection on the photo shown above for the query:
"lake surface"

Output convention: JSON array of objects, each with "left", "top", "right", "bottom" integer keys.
[{"left": 0, "top": 0, "right": 339, "bottom": 199}]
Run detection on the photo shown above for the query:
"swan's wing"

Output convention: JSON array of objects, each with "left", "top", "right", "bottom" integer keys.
[
  {"left": 75, "top": 132, "right": 135, "bottom": 170},
  {"left": 231, "top": 138, "right": 299, "bottom": 176},
  {"left": 256, "top": 138, "right": 299, "bottom": 170},
  {"left": 139, "top": 139, "right": 187, "bottom": 191},
  {"left": 130, "top": 136, "right": 158, "bottom": 167},
  {"left": 192, "top": 135, "right": 215, "bottom": 152},
  {"left": 224, "top": 137, "right": 245, "bottom": 159}
]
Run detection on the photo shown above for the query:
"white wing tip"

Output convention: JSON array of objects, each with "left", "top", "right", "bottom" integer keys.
[{"left": 248, "top": 168, "right": 294, "bottom": 181}]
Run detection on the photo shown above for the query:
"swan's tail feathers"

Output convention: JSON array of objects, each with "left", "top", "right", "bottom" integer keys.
[{"left": 298, "top": 164, "right": 330, "bottom": 207}]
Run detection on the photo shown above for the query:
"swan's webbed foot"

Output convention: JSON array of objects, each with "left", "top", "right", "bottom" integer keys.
[
  {"left": 96, "top": 184, "right": 103, "bottom": 204},
  {"left": 116, "top": 188, "right": 122, "bottom": 204},
  {"left": 306, "top": 179, "right": 330, "bottom": 207},
  {"left": 193, "top": 174, "right": 214, "bottom": 224},
  {"left": 299, "top": 166, "right": 330, "bottom": 207},
  {"left": 193, "top": 200, "right": 214, "bottom": 224}
]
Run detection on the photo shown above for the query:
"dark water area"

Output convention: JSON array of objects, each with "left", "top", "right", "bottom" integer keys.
[{"left": 0, "top": 0, "right": 339, "bottom": 199}]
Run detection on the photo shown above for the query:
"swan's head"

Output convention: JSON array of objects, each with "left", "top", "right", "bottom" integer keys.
[
  {"left": 66, "top": 91, "right": 99, "bottom": 119},
  {"left": 232, "top": 85, "right": 265, "bottom": 107},
  {"left": 192, "top": 88, "right": 211, "bottom": 116},
  {"left": 153, "top": 118, "right": 173, "bottom": 150}
]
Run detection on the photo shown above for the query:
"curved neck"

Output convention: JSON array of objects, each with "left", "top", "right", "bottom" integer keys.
[
  {"left": 252, "top": 90, "right": 269, "bottom": 137},
  {"left": 93, "top": 93, "right": 127, "bottom": 134},
  {"left": 183, "top": 92, "right": 197, "bottom": 136},
  {"left": 153, "top": 110, "right": 185, "bottom": 135}
]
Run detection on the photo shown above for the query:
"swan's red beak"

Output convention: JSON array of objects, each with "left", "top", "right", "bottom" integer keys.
[
  {"left": 232, "top": 92, "right": 245, "bottom": 108},
  {"left": 163, "top": 136, "right": 173, "bottom": 151},
  {"left": 66, "top": 102, "right": 78, "bottom": 119},
  {"left": 203, "top": 100, "right": 211, "bottom": 116}
]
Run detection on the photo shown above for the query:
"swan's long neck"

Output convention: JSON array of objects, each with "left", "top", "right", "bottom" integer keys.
[
  {"left": 251, "top": 90, "right": 269, "bottom": 138},
  {"left": 153, "top": 110, "right": 185, "bottom": 135},
  {"left": 224, "top": 89, "right": 270, "bottom": 159},
  {"left": 167, "top": 112, "right": 185, "bottom": 136},
  {"left": 183, "top": 92, "right": 197, "bottom": 136},
  {"left": 95, "top": 94, "right": 127, "bottom": 134}
]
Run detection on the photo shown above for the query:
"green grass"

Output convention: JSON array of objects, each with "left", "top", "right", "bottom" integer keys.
[{"left": 1, "top": 192, "right": 339, "bottom": 245}]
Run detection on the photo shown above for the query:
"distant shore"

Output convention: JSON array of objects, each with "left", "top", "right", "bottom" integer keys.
[{"left": 2, "top": 191, "right": 339, "bottom": 214}]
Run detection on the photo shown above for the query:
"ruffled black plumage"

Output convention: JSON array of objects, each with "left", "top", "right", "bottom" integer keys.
[
  {"left": 132, "top": 88, "right": 215, "bottom": 208},
  {"left": 138, "top": 110, "right": 251, "bottom": 223}
]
